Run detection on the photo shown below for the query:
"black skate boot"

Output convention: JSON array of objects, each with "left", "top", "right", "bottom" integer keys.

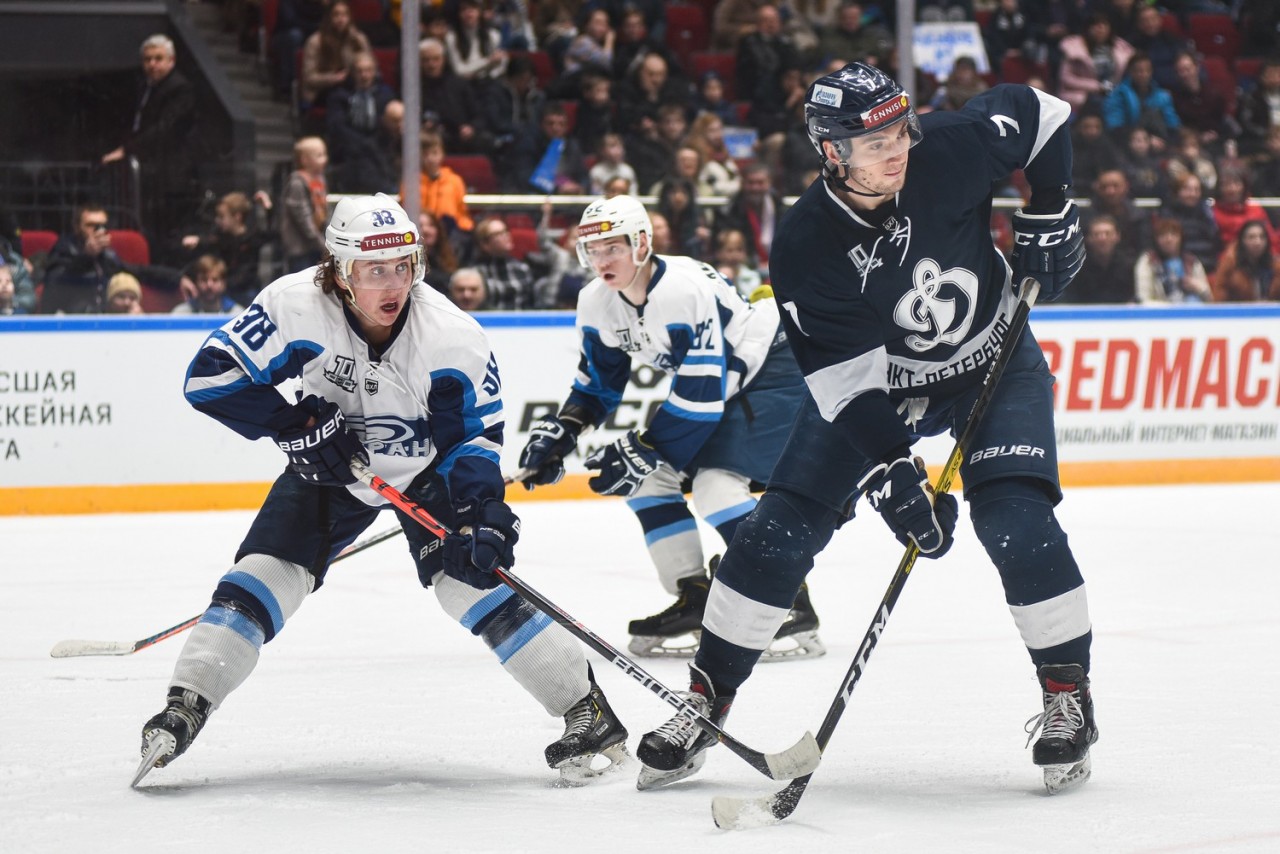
[
  {"left": 545, "top": 668, "right": 631, "bottom": 785},
  {"left": 763, "top": 582, "right": 826, "bottom": 661},
  {"left": 626, "top": 569, "right": 712, "bottom": 658},
  {"left": 635, "top": 664, "right": 733, "bottom": 790},
  {"left": 1025, "top": 663, "right": 1098, "bottom": 794},
  {"left": 133, "top": 687, "right": 212, "bottom": 786}
]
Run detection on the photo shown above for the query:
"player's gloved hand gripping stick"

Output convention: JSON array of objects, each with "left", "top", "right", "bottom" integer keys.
[
  {"left": 711, "top": 278, "right": 1042, "bottom": 830},
  {"left": 349, "top": 459, "right": 821, "bottom": 783}
]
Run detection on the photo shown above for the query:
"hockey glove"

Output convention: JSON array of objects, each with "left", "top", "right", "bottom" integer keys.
[
  {"left": 1012, "top": 201, "right": 1086, "bottom": 302},
  {"left": 859, "top": 456, "right": 959, "bottom": 558},
  {"left": 517, "top": 414, "right": 583, "bottom": 490},
  {"left": 442, "top": 498, "right": 520, "bottom": 589},
  {"left": 275, "top": 398, "right": 369, "bottom": 487},
  {"left": 584, "top": 431, "right": 662, "bottom": 497}
]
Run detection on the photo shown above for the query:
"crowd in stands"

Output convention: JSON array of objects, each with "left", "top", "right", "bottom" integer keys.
[{"left": 4, "top": 0, "right": 1280, "bottom": 317}]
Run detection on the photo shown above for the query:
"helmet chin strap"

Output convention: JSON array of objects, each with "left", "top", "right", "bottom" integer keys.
[{"left": 822, "top": 158, "right": 887, "bottom": 199}]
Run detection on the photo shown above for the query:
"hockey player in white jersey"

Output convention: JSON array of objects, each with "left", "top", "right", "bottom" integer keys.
[
  {"left": 517, "top": 195, "right": 822, "bottom": 661},
  {"left": 137, "top": 194, "right": 627, "bottom": 785}
]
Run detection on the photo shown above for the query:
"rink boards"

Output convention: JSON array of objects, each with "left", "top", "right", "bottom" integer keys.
[{"left": 1, "top": 304, "right": 1278, "bottom": 514}]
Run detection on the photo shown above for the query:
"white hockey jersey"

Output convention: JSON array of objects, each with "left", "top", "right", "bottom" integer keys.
[
  {"left": 566, "top": 254, "right": 781, "bottom": 470},
  {"left": 184, "top": 270, "right": 505, "bottom": 506}
]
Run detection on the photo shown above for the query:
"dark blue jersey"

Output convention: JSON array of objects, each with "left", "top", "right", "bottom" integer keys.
[{"left": 770, "top": 84, "right": 1073, "bottom": 464}]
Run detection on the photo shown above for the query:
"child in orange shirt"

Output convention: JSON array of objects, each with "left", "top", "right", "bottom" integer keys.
[{"left": 406, "top": 133, "right": 475, "bottom": 235}]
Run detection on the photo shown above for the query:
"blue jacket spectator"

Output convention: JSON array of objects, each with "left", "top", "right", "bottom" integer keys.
[{"left": 1103, "top": 53, "right": 1180, "bottom": 145}]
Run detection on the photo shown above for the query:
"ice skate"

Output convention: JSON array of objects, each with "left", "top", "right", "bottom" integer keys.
[
  {"left": 545, "top": 669, "right": 631, "bottom": 786},
  {"left": 1025, "top": 663, "right": 1098, "bottom": 794},
  {"left": 761, "top": 582, "right": 826, "bottom": 661},
  {"left": 133, "top": 688, "right": 211, "bottom": 787},
  {"left": 635, "top": 664, "right": 733, "bottom": 790},
  {"left": 626, "top": 571, "right": 711, "bottom": 658}
]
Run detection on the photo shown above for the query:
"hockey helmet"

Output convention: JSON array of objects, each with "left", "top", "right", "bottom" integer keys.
[
  {"left": 576, "top": 195, "right": 653, "bottom": 269},
  {"left": 805, "top": 62, "right": 922, "bottom": 169},
  {"left": 324, "top": 193, "right": 424, "bottom": 288}
]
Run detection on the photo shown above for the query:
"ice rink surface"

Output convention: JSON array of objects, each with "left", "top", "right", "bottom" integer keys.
[{"left": 4, "top": 482, "right": 1279, "bottom": 854}]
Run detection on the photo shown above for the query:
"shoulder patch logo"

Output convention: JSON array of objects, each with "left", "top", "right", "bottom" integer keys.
[{"left": 990, "top": 115, "right": 1020, "bottom": 137}]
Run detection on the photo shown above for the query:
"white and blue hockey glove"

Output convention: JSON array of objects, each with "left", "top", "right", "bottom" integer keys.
[
  {"left": 517, "top": 414, "right": 582, "bottom": 491},
  {"left": 859, "top": 456, "right": 958, "bottom": 558},
  {"left": 585, "top": 431, "right": 662, "bottom": 497},
  {"left": 1012, "top": 201, "right": 1086, "bottom": 302},
  {"left": 276, "top": 398, "right": 369, "bottom": 487},
  {"left": 442, "top": 498, "right": 520, "bottom": 589}
]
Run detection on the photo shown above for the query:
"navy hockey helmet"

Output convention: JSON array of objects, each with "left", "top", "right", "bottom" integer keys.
[{"left": 804, "top": 62, "right": 922, "bottom": 169}]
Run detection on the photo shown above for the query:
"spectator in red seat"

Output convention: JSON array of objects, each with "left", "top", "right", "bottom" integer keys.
[
  {"left": 280, "top": 136, "right": 330, "bottom": 273},
  {"left": 983, "top": 0, "right": 1046, "bottom": 69},
  {"left": 326, "top": 53, "right": 400, "bottom": 194},
  {"left": 574, "top": 73, "right": 621, "bottom": 157},
  {"left": 103, "top": 272, "right": 145, "bottom": 314},
  {"left": 1238, "top": 58, "right": 1280, "bottom": 157},
  {"left": 1058, "top": 215, "right": 1137, "bottom": 305},
  {"left": 929, "top": 55, "right": 989, "bottom": 112},
  {"left": 179, "top": 191, "right": 271, "bottom": 308},
  {"left": 419, "top": 37, "right": 492, "bottom": 155},
  {"left": 712, "top": 0, "right": 767, "bottom": 51},
  {"left": 692, "top": 70, "right": 736, "bottom": 127},
  {"left": 686, "top": 112, "right": 742, "bottom": 199},
  {"left": 1135, "top": 217, "right": 1213, "bottom": 304},
  {"left": 1157, "top": 173, "right": 1222, "bottom": 274},
  {"left": 1127, "top": 4, "right": 1182, "bottom": 90},
  {"left": 300, "top": 1, "right": 371, "bottom": 109},
  {"left": 406, "top": 132, "right": 475, "bottom": 234},
  {"left": 472, "top": 218, "right": 537, "bottom": 309},
  {"left": 818, "top": 1, "right": 894, "bottom": 68},
  {"left": 1103, "top": 52, "right": 1180, "bottom": 149},
  {"left": 446, "top": 0, "right": 508, "bottom": 83},
  {"left": 43, "top": 204, "right": 185, "bottom": 314},
  {"left": 484, "top": 54, "right": 548, "bottom": 159},
  {"left": 1212, "top": 171, "right": 1279, "bottom": 253},
  {"left": 418, "top": 209, "right": 461, "bottom": 297},
  {"left": 512, "top": 104, "right": 589, "bottom": 194},
  {"left": 715, "top": 163, "right": 782, "bottom": 273},
  {"left": 619, "top": 53, "right": 692, "bottom": 149},
  {"left": 1056, "top": 13, "right": 1133, "bottom": 112},
  {"left": 736, "top": 4, "right": 802, "bottom": 141},
  {"left": 612, "top": 6, "right": 680, "bottom": 83},
  {"left": 172, "top": 255, "right": 245, "bottom": 314},
  {"left": 1170, "top": 51, "right": 1236, "bottom": 154},
  {"left": 589, "top": 132, "right": 639, "bottom": 195},
  {"left": 0, "top": 261, "right": 24, "bottom": 316},
  {"left": 1213, "top": 219, "right": 1280, "bottom": 301},
  {"left": 1071, "top": 108, "right": 1122, "bottom": 190},
  {"left": 565, "top": 8, "right": 615, "bottom": 77}
]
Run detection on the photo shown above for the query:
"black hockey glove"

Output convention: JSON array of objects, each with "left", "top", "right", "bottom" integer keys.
[
  {"left": 275, "top": 398, "right": 369, "bottom": 486},
  {"left": 585, "top": 431, "right": 662, "bottom": 497},
  {"left": 1012, "top": 201, "right": 1086, "bottom": 302},
  {"left": 442, "top": 498, "right": 520, "bottom": 589},
  {"left": 517, "top": 414, "right": 583, "bottom": 491},
  {"left": 859, "top": 456, "right": 959, "bottom": 558}
]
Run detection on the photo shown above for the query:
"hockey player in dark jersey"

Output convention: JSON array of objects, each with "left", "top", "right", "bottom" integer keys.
[{"left": 636, "top": 63, "right": 1096, "bottom": 795}]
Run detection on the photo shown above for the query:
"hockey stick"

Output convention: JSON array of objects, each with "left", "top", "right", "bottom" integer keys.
[
  {"left": 50, "top": 525, "right": 406, "bottom": 658},
  {"left": 350, "top": 460, "right": 821, "bottom": 782},
  {"left": 711, "top": 279, "right": 1042, "bottom": 829}
]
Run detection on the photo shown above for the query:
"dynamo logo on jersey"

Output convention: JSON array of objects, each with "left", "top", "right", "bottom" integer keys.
[{"left": 893, "top": 258, "right": 980, "bottom": 352}]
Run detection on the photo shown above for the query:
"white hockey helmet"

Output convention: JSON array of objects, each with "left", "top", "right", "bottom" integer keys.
[
  {"left": 576, "top": 195, "right": 653, "bottom": 268},
  {"left": 324, "top": 193, "right": 424, "bottom": 287}
]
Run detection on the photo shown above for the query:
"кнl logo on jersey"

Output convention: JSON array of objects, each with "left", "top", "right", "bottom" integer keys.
[
  {"left": 364, "top": 376, "right": 379, "bottom": 395},
  {"left": 893, "top": 258, "right": 979, "bottom": 352},
  {"left": 324, "top": 355, "right": 357, "bottom": 391}
]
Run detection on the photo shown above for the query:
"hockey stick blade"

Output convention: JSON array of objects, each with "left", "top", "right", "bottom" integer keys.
[
  {"left": 131, "top": 730, "right": 176, "bottom": 788},
  {"left": 50, "top": 525, "right": 404, "bottom": 658},
  {"left": 711, "top": 279, "right": 1042, "bottom": 829},
  {"left": 350, "top": 460, "right": 820, "bottom": 781}
]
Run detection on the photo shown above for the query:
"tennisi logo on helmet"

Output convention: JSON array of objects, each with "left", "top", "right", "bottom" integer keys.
[
  {"left": 578, "top": 221, "right": 614, "bottom": 237},
  {"left": 359, "top": 232, "right": 416, "bottom": 251},
  {"left": 862, "top": 95, "right": 909, "bottom": 129}
]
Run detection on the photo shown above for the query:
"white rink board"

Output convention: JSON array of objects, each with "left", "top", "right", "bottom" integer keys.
[{"left": 1, "top": 304, "right": 1278, "bottom": 495}]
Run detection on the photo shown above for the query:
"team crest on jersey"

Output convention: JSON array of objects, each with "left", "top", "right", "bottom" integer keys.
[
  {"left": 361, "top": 415, "right": 433, "bottom": 458},
  {"left": 364, "top": 376, "right": 379, "bottom": 395},
  {"left": 324, "top": 355, "right": 358, "bottom": 392},
  {"left": 893, "top": 258, "right": 979, "bottom": 352}
]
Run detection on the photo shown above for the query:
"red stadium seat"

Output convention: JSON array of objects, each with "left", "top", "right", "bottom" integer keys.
[
  {"left": 1000, "top": 55, "right": 1050, "bottom": 86},
  {"left": 20, "top": 229, "right": 58, "bottom": 259},
  {"left": 446, "top": 155, "right": 498, "bottom": 194},
  {"left": 691, "top": 51, "right": 737, "bottom": 101},
  {"left": 666, "top": 5, "right": 709, "bottom": 68},
  {"left": 348, "top": 0, "right": 385, "bottom": 25},
  {"left": 512, "top": 50, "right": 555, "bottom": 88},
  {"left": 1188, "top": 13, "right": 1241, "bottom": 60},
  {"left": 108, "top": 229, "right": 150, "bottom": 265},
  {"left": 560, "top": 100, "right": 578, "bottom": 134},
  {"left": 1200, "top": 55, "right": 1239, "bottom": 115},
  {"left": 1235, "top": 57, "right": 1263, "bottom": 84},
  {"left": 140, "top": 284, "right": 182, "bottom": 314},
  {"left": 507, "top": 226, "right": 539, "bottom": 260},
  {"left": 1160, "top": 11, "right": 1185, "bottom": 39},
  {"left": 371, "top": 47, "right": 400, "bottom": 92}
]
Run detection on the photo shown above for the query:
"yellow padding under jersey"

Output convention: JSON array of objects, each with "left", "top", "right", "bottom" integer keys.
[{"left": 1, "top": 458, "right": 1277, "bottom": 515}]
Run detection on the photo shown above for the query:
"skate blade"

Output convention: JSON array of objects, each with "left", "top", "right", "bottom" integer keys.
[
  {"left": 553, "top": 742, "right": 632, "bottom": 787},
  {"left": 132, "top": 731, "right": 176, "bottom": 788},
  {"left": 760, "top": 630, "right": 826, "bottom": 662},
  {"left": 627, "top": 632, "right": 700, "bottom": 658},
  {"left": 636, "top": 751, "right": 708, "bottom": 791},
  {"left": 1042, "top": 752, "right": 1092, "bottom": 794}
]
